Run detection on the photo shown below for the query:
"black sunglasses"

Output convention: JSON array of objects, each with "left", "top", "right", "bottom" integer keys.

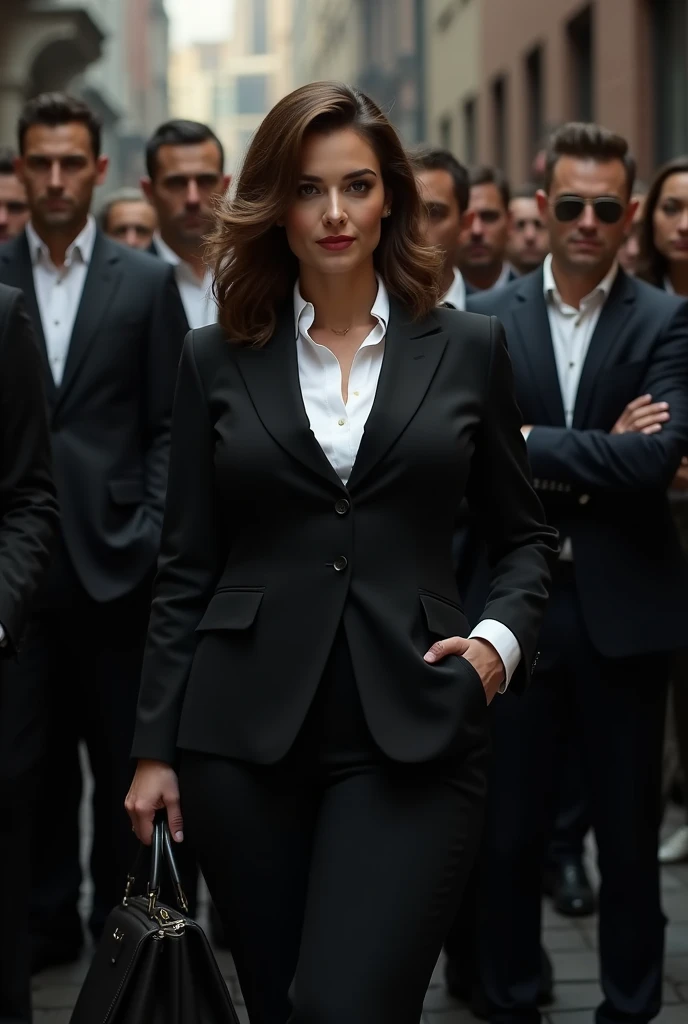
[{"left": 553, "top": 195, "right": 625, "bottom": 225}]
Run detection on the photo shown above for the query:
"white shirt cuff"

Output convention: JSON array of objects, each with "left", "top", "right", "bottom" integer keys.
[
  {"left": 469, "top": 619, "right": 522, "bottom": 692},
  {"left": 0, "top": 622, "right": 6, "bottom": 646}
]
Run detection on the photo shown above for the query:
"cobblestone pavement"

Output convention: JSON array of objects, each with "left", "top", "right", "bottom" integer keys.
[{"left": 32, "top": 806, "right": 688, "bottom": 1023}]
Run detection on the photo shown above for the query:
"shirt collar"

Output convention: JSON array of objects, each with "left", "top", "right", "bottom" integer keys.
[
  {"left": 543, "top": 252, "right": 618, "bottom": 310},
  {"left": 440, "top": 267, "right": 466, "bottom": 310},
  {"left": 293, "top": 274, "right": 390, "bottom": 340},
  {"left": 153, "top": 232, "right": 182, "bottom": 267},
  {"left": 664, "top": 275, "right": 675, "bottom": 295},
  {"left": 27, "top": 215, "right": 97, "bottom": 267}
]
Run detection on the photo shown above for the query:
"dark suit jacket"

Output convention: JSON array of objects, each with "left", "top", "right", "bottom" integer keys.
[
  {"left": 132, "top": 302, "right": 558, "bottom": 767},
  {"left": 465, "top": 267, "right": 688, "bottom": 659},
  {"left": 0, "top": 285, "right": 58, "bottom": 648},
  {"left": 0, "top": 229, "right": 188, "bottom": 603}
]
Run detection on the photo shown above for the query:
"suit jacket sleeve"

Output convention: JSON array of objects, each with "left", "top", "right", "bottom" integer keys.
[
  {"left": 465, "top": 316, "right": 559, "bottom": 691},
  {"left": 0, "top": 292, "right": 58, "bottom": 650},
  {"left": 526, "top": 304, "right": 688, "bottom": 491},
  {"left": 133, "top": 331, "right": 226, "bottom": 765},
  {"left": 141, "top": 265, "right": 190, "bottom": 536}
]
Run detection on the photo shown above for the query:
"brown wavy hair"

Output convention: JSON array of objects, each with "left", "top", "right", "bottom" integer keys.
[
  {"left": 208, "top": 81, "right": 441, "bottom": 346},
  {"left": 637, "top": 156, "right": 688, "bottom": 288}
]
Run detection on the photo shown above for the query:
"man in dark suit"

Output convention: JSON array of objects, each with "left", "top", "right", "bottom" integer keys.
[
  {"left": 0, "top": 285, "right": 58, "bottom": 1023},
  {"left": 0, "top": 93, "right": 188, "bottom": 971},
  {"left": 142, "top": 119, "right": 229, "bottom": 332},
  {"left": 456, "top": 166, "right": 518, "bottom": 295},
  {"left": 455, "top": 123, "right": 688, "bottom": 1024}
]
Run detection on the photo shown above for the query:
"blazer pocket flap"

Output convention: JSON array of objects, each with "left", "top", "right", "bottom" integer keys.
[
  {"left": 196, "top": 589, "right": 264, "bottom": 632},
  {"left": 419, "top": 592, "right": 466, "bottom": 638},
  {"left": 108, "top": 478, "right": 144, "bottom": 505}
]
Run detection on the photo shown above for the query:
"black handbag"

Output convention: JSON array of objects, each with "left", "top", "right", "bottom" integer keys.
[{"left": 69, "top": 817, "right": 240, "bottom": 1024}]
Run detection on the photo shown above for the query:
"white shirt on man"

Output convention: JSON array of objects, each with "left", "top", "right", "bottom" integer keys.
[
  {"left": 440, "top": 267, "right": 467, "bottom": 310},
  {"left": 154, "top": 233, "right": 217, "bottom": 330},
  {"left": 293, "top": 275, "right": 521, "bottom": 688},
  {"left": 27, "top": 215, "right": 97, "bottom": 386},
  {"left": 541, "top": 252, "right": 618, "bottom": 559}
]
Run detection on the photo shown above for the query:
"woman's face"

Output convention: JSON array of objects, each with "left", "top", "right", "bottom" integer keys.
[
  {"left": 283, "top": 127, "right": 390, "bottom": 276},
  {"left": 653, "top": 172, "right": 688, "bottom": 267}
]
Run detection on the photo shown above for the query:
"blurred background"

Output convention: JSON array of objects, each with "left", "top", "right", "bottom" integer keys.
[{"left": 0, "top": 0, "right": 686, "bottom": 186}]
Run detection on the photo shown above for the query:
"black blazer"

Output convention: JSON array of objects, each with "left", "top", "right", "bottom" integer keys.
[
  {"left": 0, "top": 285, "right": 58, "bottom": 649},
  {"left": 0, "top": 230, "right": 188, "bottom": 602},
  {"left": 132, "top": 302, "right": 558, "bottom": 767},
  {"left": 466, "top": 268, "right": 688, "bottom": 658}
]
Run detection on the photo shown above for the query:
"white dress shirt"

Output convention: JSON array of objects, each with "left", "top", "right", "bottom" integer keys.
[
  {"left": 27, "top": 216, "right": 97, "bottom": 386},
  {"left": 154, "top": 233, "right": 217, "bottom": 330},
  {"left": 294, "top": 276, "right": 522, "bottom": 688},
  {"left": 440, "top": 267, "right": 467, "bottom": 310},
  {"left": 542, "top": 253, "right": 618, "bottom": 559}
]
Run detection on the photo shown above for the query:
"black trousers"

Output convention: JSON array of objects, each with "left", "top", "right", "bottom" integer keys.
[
  {"left": 0, "top": 635, "right": 46, "bottom": 1024},
  {"left": 28, "top": 547, "right": 156, "bottom": 945},
  {"left": 547, "top": 721, "right": 590, "bottom": 867},
  {"left": 179, "top": 627, "right": 488, "bottom": 1024},
  {"left": 474, "top": 567, "right": 667, "bottom": 1024}
]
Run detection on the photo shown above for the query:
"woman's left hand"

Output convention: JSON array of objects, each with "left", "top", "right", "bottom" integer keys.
[{"left": 424, "top": 636, "right": 505, "bottom": 704}]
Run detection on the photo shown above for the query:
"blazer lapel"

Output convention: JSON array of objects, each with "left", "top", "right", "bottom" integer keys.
[
  {"left": 572, "top": 270, "right": 636, "bottom": 428},
  {"left": 510, "top": 270, "right": 566, "bottom": 426},
  {"left": 0, "top": 233, "right": 56, "bottom": 405},
  {"left": 234, "top": 306, "right": 347, "bottom": 491},
  {"left": 346, "top": 298, "right": 448, "bottom": 493},
  {"left": 54, "top": 232, "right": 123, "bottom": 414}
]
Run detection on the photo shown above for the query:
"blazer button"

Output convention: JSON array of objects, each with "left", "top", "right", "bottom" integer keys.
[
  {"left": 333, "top": 556, "right": 348, "bottom": 571},
  {"left": 578, "top": 494, "right": 590, "bottom": 505},
  {"left": 335, "top": 499, "right": 350, "bottom": 515}
]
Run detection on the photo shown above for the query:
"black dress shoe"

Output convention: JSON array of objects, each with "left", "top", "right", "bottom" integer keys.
[
  {"left": 30, "top": 936, "right": 83, "bottom": 975},
  {"left": 550, "top": 858, "right": 596, "bottom": 917}
]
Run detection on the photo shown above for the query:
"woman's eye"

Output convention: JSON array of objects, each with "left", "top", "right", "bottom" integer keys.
[
  {"left": 298, "top": 184, "right": 318, "bottom": 197},
  {"left": 348, "top": 180, "right": 370, "bottom": 193},
  {"left": 662, "top": 200, "right": 682, "bottom": 216}
]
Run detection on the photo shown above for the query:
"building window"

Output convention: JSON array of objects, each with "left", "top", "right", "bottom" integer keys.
[
  {"left": 252, "top": 0, "right": 269, "bottom": 54},
  {"left": 213, "top": 82, "right": 234, "bottom": 121},
  {"left": 236, "top": 75, "right": 269, "bottom": 115},
  {"left": 568, "top": 5, "right": 594, "bottom": 121},
  {"left": 439, "top": 114, "right": 453, "bottom": 151},
  {"left": 526, "top": 45, "right": 544, "bottom": 172},
  {"left": 463, "top": 97, "right": 477, "bottom": 165},
  {"left": 653, "top": 0, "right": 688, "bottom": 162},
  {"left": 492, "top": 76, "right": 508, "bottom": 173}
]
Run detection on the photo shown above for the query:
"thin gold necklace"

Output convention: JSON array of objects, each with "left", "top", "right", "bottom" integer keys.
[{"left": 329, "top": 325, "right": 351, "bottom": 336}]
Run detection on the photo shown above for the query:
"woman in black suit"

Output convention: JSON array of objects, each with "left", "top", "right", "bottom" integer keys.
[{"left": 126, "top": 82, "right": 558, "bottom": 1024}]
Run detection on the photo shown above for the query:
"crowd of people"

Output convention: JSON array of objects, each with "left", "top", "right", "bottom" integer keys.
[{"left": 0, "top": 82, "right": 687, "bottom": 1024}]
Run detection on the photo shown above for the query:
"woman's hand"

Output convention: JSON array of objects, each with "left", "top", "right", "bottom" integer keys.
[
  {"left": 424, "top": 636, "right": 505, "bottom": 704},
  {"left": 125, "top": 759, "right": 184, "bottom": 846}
]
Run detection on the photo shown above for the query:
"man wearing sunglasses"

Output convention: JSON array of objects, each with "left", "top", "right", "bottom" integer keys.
[
  {"left": 0, "top": 148, "right": 29, "bottom": 243},
  {"left": 457, "top": 123, "right": 688, "bottom": 1024}
]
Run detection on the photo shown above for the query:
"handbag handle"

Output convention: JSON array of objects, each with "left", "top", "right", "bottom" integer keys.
[{"left": 123, "top": 812, "right": 189, "bottom": 915}]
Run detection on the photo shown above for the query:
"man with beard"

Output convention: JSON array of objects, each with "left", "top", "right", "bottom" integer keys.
[
  {"left": 142, "top": 120, "right": 230, "bottom": 330},
  {"left": 0, "top": 92, "right": 188, "bottom": 971}
]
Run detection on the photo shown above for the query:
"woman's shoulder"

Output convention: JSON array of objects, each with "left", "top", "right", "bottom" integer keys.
[{"left": 432, "top": 305, "right": 494, "bottom": 348}]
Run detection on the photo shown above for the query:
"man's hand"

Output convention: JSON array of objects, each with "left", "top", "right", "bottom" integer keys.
[
  {"left": 424, "top": 636, "right": 504, "bottom": 704},
  {"left": 611, "top": 395, "right": 669, "bottom": 435},
  {"left": 672, "top": 456, "right": 688, "bottom": 491}
]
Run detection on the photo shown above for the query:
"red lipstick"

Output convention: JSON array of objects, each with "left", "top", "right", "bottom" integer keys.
[{"left": 317, "top": 235, "right": 355, "bottom": 251}]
